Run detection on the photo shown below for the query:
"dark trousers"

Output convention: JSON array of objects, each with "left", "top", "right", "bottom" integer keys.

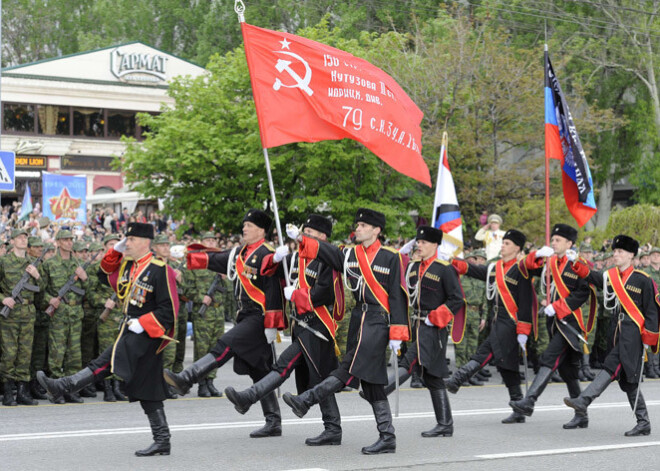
[{"left": 539, "top": 332, "right": 581, "bottom": 382}]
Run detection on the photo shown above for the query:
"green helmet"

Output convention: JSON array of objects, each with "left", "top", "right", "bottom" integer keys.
[
  {"left": 579, "top": 243, "right": 593, "bottom": 253},
  {"left": 650, "top": 247, "right": 660, "bottom": 255},
  {"left": 200, "top": 231, "right": 216, "bottom": 241},
  {"left": 88, "top": 241, "right": 103, "bottom": 251},
  {"left": 102, "top": 233, "right": 121, "bottom": 244}
]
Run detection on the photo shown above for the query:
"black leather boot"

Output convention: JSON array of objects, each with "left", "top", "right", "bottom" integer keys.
[
  {"left": 446, "top": 360, "right": 482, "bottom": 394},
  {"left": 410, "top": 371, "right": 424, "bottom": 388},
  {"left": 2, "top": 381, "right": 17, "bottom": 406},
  {"left": 624, "top": 389, "right": 651, "bottom": 436},
  {"left": 509, "top": 366, "right": 553, "bottom": 417},
  {"left": 562, "top": 378, "right": 588, "bottom": 429},
  {"left": 164, "top": 353, "right": 218, "bottom": 396},
  {"left": 250, "top": 391, "right": 282, "bottom": 438},
  {"left": 421, "top": 388, "right": 453, "bottom": 437},
  {"left": 16, "top": 381, "right": 38, "bottom": 405},
  {"left": 37, "top": 368, "right": 95, "bottom": 404},
  {"left": 581, "top": 354, "right": 596, "bottom": 380},
  {"left": 113, "top": 380, "right": 127, "bottom": 401},
  {"left": 63, "top": 391, "right": 84, "bottom": 403},
  {"left": 103, "top": 379, "right": 117, "bottom": 402},
  {"left": 551, "top": 370, "right": 563, "bottom": 382},
  {"left": 29, "top": 379, "right": 48, "bottom": 400},
  {"left": 305, "top": 394, "right": 342, "bottom": 446},
  {"left": 225, "top": 371, "right": 284, "bottom": 415},
  {"left": 197, "top": 379, "right": 211, "bottom": 398},
  {"left": 502, "top": 385, "right": 526, "bottom": 424},
  {"left": 564, "top": 369, "right": 612, "bottom": 414},
  {"left": 361, "top": 400, "right": 396, "bottom": 454},
  {"left": 360, "top": 367, "right": 409, "bottom": 400},
  {"left": 206, "top": 378, "right": 222, "bottom": 397},
  {"left": 80, "top": 383, "right": 98, "bottom": 398},
  {"left": 283, "top": 375, "right": 344, "bottom": 418},
  {"left": 468, "top": 376, "right": 484, "bottom": 386},
  {"left": 135, "top": 408, "right": 171, "bottom": 456}
]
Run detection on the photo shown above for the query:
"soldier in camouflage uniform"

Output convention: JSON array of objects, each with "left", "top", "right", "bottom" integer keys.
[
  {"left": 28, "top": 236, "right": 51, "bottom": 400},
  {"left": 152, "top": 234, "right": 183, "bottom": 399},
  {"left": 40, "top": 229, "right": 89, "bottom": 403},
  {"left": 88, "top": 234, "right": 127, "bottom": 402},
  {"left": 454, "top": 250, "right": 488, "bottom": 386},
  {"left": 75, "top": 240, "right": 100, "bottom": 398},
  {"left": 187, "top": 231, "right": 225, "bottom": 397},
  {"left": 0, "top": 228, "right": 45, "bottom": 406}
]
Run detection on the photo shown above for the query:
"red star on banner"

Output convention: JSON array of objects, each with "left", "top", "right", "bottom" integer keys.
[{"left": 48, "top": 187, "right": 82, "bottom": 220}]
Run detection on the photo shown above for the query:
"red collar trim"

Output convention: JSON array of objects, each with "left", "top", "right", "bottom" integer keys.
[{"left": 363, "top": 239, "right": 381, "bottom": 262}]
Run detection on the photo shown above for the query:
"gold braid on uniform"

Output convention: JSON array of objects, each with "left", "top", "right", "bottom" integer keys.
[{"left": 115, "top": 261, "right": 133, "bottom": 314}]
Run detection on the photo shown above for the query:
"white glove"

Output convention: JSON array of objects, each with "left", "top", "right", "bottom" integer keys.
[
  {"left": 399, "top": 238, "right": 416, "bottom": 256},
  {"left": 565, "top": 249, "right": 578, "bottom": 262},
  {"left": 424, "top": 317, "right": 434, "bottom": 327},
  {"left": 114, "top": 238, "right": 127, "bottom": 253},
  {"left": 283, "top": 285, "right": 295, "bottom": 301},
  {"left": 436, "top": 247, "right": 451, "bottom": 261},
  {"left": 517, "top": 334, "right": 528, "bottom": 348},
  {"left": 389, "top": 340, "right": 402, "bottom": 354},
  {"left": 536, "top": 246, "right": 554, "bottom": 258},
  {"left": 273, "top": 245, "right": 290, "bottom": 263},
  {"left": 544, "top": 304, "right": 556, "bottom": 317},
  {"left": 285, "top": 224, "right": 300, "bottom": 240},
  {"left": 128, "top": 319, "right": 144, "bottom": 334},
  {"left": 264, "top": 328, "right": 277, "bottom": 344}
]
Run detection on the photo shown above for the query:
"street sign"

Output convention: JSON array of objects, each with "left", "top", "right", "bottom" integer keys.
[{"left": 0, "top": 151, "right": 16, "bottom": 191}]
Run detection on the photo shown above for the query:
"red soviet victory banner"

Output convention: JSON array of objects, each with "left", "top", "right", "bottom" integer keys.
[{"left": 241, "top": 22, "right": 431, "bottom": 187}]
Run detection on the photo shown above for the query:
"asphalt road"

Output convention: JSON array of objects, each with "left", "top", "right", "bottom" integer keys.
[{"left": 3, "top": 336, "right": 660, "bottom": 471}]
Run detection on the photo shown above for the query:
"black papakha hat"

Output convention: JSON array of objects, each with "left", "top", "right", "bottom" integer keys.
[
  {"left": 416, "top": 225, "right": 443, "bottom": 245},
  {"left": 126, "top": 222, "right": 154, "bottom": 239},
  {"left": 503, "top": 229, "right": 526, "bottom": 249},
  {"left": 612, "top": 234, "right": 639, "bottom": 255},
  {"left": 303, "top": 214, "right": 333, "bottom": 238},
  {"left": 551, "top": 223, "right": 578, "bottom": 243},
  {"left": 242, "top": 209, "right": 272, "bottom": 231},
  {"left": 354, "top": 208, "right": 385, "bottom": 230}
]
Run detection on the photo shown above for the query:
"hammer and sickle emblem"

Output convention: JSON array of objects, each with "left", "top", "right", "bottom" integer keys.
[{"left": 272, "top": 51, "right": 314, "bottom": 96}]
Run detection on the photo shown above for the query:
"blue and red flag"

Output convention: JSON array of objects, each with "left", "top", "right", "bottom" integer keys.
[{"left": 545, "top": 48, "right": 597, "bottom": 227}]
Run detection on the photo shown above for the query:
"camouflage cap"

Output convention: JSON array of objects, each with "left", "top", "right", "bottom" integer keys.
[
  {"left": 200, "top": 231, "right": 216, "bottom": 240},
  {"left": 55, "top": 229, "right": 74, "bottom": 240},
  {"left": 102, "top": 233, "right": 121, "bottom": 244},
  {"left": 650, "top": 247, "right": 660, "bottom": 255},
  {"left": 28, "top": 236, "right": 44, "bottom": 247},
  {"left": 72, "top": 241, "right": 88, "bottom": 252},
  {"left": 579, "top": 243, "right": 593, "bottom": 253},
  {"left": 88, "top": 241, "right": 103, "bottom": 251},
  {"left": 38, "top": 216, "right": 50, "bottom": 229},
  {"left": 153, "top": 234, "right": 170, "bottom": 245},
  {"left": 471, "top": 249, "right": 487, "bottom": 259},
  {"left": 11, "top": 228, "right": 28, "bottom": 239}
]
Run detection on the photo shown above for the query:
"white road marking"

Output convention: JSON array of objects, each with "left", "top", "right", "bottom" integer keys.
[
  {"left": 1, "top": 400, "right": 658, "bottom": 442},
  {"left": 476, "top": 441, "right": 660, "bottom": 459}
]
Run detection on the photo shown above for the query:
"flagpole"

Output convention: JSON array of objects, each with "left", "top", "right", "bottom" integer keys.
[
  {"left": 235, "top": 0, "right": 291, "bottom": 285},
  {"left": 544, "top": 43, "right": 551, "bottom": 306},
  {"left": 431, "top": 132, "right": 447, "bottom": 228}
]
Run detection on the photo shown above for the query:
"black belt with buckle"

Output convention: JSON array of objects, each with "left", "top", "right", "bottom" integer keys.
[
  {"left": 357, "top": 303, "right": 388, "bottom": 314},
  {"left": 412, "top": 309, "right": 431, "bottom": 321},
  {"left": 292, "top": 312, "right": 316, "bottom": 324}
]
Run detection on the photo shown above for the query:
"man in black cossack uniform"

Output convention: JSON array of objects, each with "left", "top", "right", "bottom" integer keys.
[
  {"left": 281, "top": 208, "right": 410, "bottom": 455},
  {"left": 38, "top": 223, "right": 179, "bottom": 456},
  {"left": 164, "top": 209, "right": 286, "bottom": 439},
  {"left": 447, "top": 229, "right": 536, "bottom": 424},
  {"left": 225, "top": 213, "right": 345, "bottom": 446},
  {"left": 565, "top": 234, "right": 660, "bottom": 437},
  {"left": 510, "top": 223, "right": 596, "bottom": 429},
  {"left": 382, "top": 226, "right": 465, "bottom": 437}
]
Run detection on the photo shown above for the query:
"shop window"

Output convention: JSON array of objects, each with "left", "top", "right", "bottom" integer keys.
[
  {"left": 73, "top": 108, "right": 104, "bottom": 137},
  {"left": 3, "top": 103, "right": 35, "bottom": 133},
  {"left": 37, "top": 105, "right": 70, "bottom": 135},
  {"left": 108, "top": 110, "right": 136, "bottom": 138}
]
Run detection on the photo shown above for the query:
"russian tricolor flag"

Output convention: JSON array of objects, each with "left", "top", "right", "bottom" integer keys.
[
  {"left": 545, "top": 47, "right": 597, "bottom": 227},
  {"left": 431, "top": 132, "right": 463, "bottom": 257}
]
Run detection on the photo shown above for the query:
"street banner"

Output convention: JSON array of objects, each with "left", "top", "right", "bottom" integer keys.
[
  {"left": 42, "top": 173, "right": 87, "bottom": 224},
  {"left": 241, "top": 22, "right": 431, "bottom": 186}
]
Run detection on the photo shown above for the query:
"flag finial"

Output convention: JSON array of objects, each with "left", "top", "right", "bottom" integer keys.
[{"left": 234, "top": 0, "right": 245, "bottom": 23}]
